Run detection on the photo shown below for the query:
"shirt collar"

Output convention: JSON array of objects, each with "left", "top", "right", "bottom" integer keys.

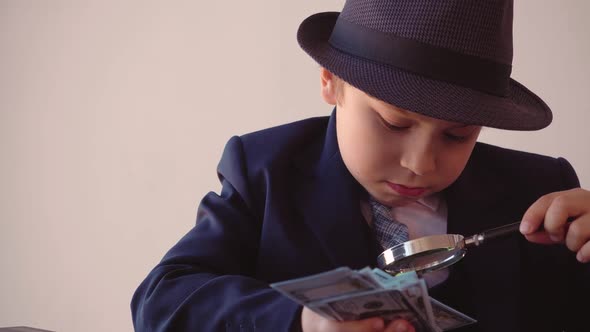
[{"left": 417, "top": 193, "right": 441, "bottom": 212}]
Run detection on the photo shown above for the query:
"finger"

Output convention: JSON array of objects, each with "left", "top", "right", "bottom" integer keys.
[
  {"left": 520, "top": 192, "right": 558, "bottom": 235},
  {"left": 576, "top": 241, "right": 590, "bottom": 263},
  {"left": 565, "top": 214, "right": 590, "bottom": 253},
  {"left": 384, "top": 319, "right": 415, "bottom": 332},
  {"left": 520, "top": 189, "right": 587, "bottom": 238},
  {"left": 543, "top": 195, "right": 574, "bottom": 241},
  {"left": 545, "top": 189, "right": 590, "bottom": 242},
  {"left": 522, "top": 231, "right": 556, "bottom": 244},
  {"left": 333, "top": 317, "right": 384, "bottom": 332},
  {"left": 302, "top": 307, "right": 385, "bottom": 332}
]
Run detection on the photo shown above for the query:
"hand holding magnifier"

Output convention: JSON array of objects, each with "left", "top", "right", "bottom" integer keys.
[{"left": 377, "top": 222, "right": 522, "bottom": 276}]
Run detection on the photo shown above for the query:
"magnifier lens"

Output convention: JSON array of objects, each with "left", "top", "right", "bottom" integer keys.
[{"left": 383, "top": 245, "right": 466, "bottom": 275}]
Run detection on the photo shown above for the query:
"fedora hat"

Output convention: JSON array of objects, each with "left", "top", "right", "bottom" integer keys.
[{"left": 297, "top": 0, "right": 552, "bottom": 130}]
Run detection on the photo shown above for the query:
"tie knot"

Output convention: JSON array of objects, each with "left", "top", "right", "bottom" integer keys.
[
  {"left": 369, "top": 196, "right": 392, "bottom": 220},
  {"left": 369, "top": 197, "right": 409, "bottom": 250}
]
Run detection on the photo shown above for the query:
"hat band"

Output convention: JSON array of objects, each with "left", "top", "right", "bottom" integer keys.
[{"left": 328, "top": 17, "right": 512, "bottom": 97}]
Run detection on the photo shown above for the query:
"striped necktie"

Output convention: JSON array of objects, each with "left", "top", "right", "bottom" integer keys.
[{"left": 369, "top": 196, "right": 410, "bottom": 250}]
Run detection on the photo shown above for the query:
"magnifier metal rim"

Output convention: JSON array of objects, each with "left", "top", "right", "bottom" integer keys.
[{"left": 377, "top": 234, "right": 467, "bottom": 275}]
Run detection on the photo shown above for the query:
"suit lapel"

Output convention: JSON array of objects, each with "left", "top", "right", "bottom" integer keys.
[
  {"left": 436, "top": 143, "right": 522, "bottom": 330},
  {"left": 293, "top": 109, "right": 377, "bottom": 270},
  {"left": 445, "top": 144, "right": 508, "bottom": 236}
]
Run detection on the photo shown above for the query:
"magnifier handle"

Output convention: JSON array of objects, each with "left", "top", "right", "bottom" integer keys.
[
  {"left": 481, "top": 221, "right": 522, "bottom": 240},
  {"left": 465, "top": 221, "right": 521, "bottom": 247}
]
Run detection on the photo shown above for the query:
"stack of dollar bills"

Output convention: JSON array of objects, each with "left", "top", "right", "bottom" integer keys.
[{"left": 270, "top": 267, "right": 476, "bottom": 332}]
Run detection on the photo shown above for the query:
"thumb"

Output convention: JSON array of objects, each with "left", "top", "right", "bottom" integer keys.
[
  {"left": 343, "top": 317, "right": 385, "bottom": 331},
  {"left": 385, "top": 319, "right": 416, "bottom": 332}
]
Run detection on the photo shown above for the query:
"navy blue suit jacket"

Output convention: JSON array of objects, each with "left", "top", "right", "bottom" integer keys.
[{"left": 131, "top": 111, "right": 589, "bottom": 331}]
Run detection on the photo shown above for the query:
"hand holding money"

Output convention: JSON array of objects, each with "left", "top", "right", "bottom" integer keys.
[
  {"left": 271, "top": 267, "right": 476, "bottom": 332},
  {"left": 302, "top": 306, "right": 416, "bottom": 332}
]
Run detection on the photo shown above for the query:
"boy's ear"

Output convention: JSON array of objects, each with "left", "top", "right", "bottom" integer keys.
[{"left": 320, "top": 68, "right": 338, "bottom": 105}]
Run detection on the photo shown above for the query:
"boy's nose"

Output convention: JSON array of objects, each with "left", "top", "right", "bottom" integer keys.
[{"left": 400, "top": 143, "right": 436, "bottom": 176}]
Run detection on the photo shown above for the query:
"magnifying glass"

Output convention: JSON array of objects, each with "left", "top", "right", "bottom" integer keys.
[{"left": 376, "top": 222, "right": 521, "bottom": 276}]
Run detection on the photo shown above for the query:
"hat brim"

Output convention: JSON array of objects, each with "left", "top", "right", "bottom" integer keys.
[{"left": 297, "top": 12, "right": 552, "bottom": 130}]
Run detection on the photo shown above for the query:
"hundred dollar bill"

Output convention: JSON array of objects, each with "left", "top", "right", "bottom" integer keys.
[
  {"left": 398, "top": 276, "right": 436, "bottom": 329},
  {"left": 363, "top": 270, "right": 436, "bottom": 328},
  {"left": 308, "top": 288, "right": 437, "bottom": 332},
  {"left": 429, "top": 297, "right": 477, "bottom": 331},
  {"left": 270, "top": 267, "right": 376, "bottom": 305},
  {"left": 355, "top": 267, "right": 384, "bottom": 288}
]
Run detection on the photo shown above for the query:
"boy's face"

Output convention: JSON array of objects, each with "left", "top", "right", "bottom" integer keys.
[{"left": 321, "top": 69, "right": 481, "bottom": 207}]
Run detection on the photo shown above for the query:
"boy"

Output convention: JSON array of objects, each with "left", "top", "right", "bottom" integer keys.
[{"left": 131, "top": 0, "right": 590, "bottom": 331}]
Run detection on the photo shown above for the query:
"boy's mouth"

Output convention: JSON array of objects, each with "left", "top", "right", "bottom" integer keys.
[{"left": 386, "top": 182, "right": 427, "bottom": 197}]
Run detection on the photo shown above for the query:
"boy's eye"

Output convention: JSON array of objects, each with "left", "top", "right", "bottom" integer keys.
[
  {"left": 445, "top": 133, "right": 469, "bottom": 142},
  {"left": 382, "top": 119, "right": 410, "bottom": 131},
  {"left": 444, "top": 126, "right": 478, "bottom": 142},
  {"left": 386, "top": 123, "right": 409, "bottom": 131}
]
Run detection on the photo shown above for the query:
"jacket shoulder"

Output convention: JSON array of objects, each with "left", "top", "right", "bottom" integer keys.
[
  {"left": 472, "top": 142, "right": 580, "bottom": 189},
  {"left": 215, "top": 116, "right": 329, "bottom": 219},
  {"left": 237, "top": 116, "right": 329, "bottom": 168}
]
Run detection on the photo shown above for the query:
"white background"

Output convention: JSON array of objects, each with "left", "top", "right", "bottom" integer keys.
[{"left": 1, "top": 1, "right": 588, "bottom": 331}]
